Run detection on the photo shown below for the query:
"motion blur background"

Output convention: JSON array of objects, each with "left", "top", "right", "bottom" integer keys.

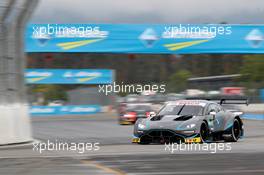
[
  {"left": 25, "top": 0, "right": 264, "bottom": 110},
  {"left": 27, "top": 53, "right": 264, "bottom": 104},
  {"left": 0, "top": 1, "right": 264, "bottom": 175}
]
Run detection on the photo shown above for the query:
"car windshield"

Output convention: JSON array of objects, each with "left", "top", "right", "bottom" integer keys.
[{"left": 158, "top": 105, "right": 203, "bottom": 116}]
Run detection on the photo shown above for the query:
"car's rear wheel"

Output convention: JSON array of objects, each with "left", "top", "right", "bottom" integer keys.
[
  {"left": 229, "top": 119, "right": 241, "bottom": 142},
  {"left": 200, "top": 122, "right": 210, "bottom": 143}
]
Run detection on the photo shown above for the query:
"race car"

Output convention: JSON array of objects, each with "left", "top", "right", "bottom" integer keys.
[
  {"left": 119, "top": 103, "right": 153, "bottom": 125},
  {"left": 132, "top": 99, "right": 246, "bottom": 144}
]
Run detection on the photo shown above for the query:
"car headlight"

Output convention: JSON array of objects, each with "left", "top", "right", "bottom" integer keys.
[
  {"left": 138, "top": 123, "right": 146, "bottom": 130},
  {"left": 186, "top": 124, "right": 196, "bottom": 129}
]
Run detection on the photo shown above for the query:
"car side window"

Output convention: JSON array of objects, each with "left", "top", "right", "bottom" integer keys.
[
  {"left": 216, "top": 104, "right": 224, "bottom": 112},
  {"left": 206, "top": 104, "right": 215, "bottom": 115},
  {"left": 213, "top": 104, "right": 221, "bottom": 113},
  {"left": 207, "top": 104, "right": 222, "bottom": 114}
]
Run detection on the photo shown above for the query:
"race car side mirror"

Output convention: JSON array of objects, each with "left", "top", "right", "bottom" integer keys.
[
  {"left": 209, "top": 111, "right": 216, "bottom": 120},
  {"left": 209, "top": 111, "right": 217, "bottom": 116},
  {"left": 149, "top": 111, "right": 156, "bottom": 117}
]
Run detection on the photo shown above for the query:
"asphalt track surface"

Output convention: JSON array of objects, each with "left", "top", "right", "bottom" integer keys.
[{"left": 0, "top": 113, "right": 264, "bottom": 175}]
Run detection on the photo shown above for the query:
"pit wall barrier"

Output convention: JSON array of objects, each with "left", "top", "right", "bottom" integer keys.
[
  {"left": 239, "top": 104, "right": 264, "bottom": 114},
  {"left": 30, "top": 105, "right": 102, "bottom": 116},
  {"left": 29, "top": 104, "right": 264, "bottom": 118},
  {"left": 237, "top": 103, "right": 264, "bottom": 120},
  {"left": 242, "top": 114, "right": 264, "bottom": 120}
]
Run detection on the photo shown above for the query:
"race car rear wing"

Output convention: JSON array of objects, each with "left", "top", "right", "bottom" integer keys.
[
  {"left": 186, "top": 95, "right": 249, "bottom": 106},
  {"left": 219, "top": 98, "right": 249, "bottom": 105}
]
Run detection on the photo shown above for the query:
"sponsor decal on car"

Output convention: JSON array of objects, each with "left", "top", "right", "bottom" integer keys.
[
  {"left": 185, "top": 137, "right": 201, "bottom": 143},
  {"left": 132, "top": 138, "right": 141, "bottom": 143}
]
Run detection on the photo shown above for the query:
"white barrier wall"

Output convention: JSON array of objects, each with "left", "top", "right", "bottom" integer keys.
[
  {"left": 239, "top": 104, "right": 264, "bottom": 113},
  {"left": 0, "top": 104, "right": 32, "bottom": 145}
]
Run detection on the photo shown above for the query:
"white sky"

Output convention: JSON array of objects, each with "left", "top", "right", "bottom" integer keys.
[{"left": 30, "top": 0, "right": 264, "bottom": 24}]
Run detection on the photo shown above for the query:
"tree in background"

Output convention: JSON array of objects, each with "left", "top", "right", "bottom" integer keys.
[
  {"left": 167, "top": 69, "right": 192, "bottom": 93},
  {"left": 32, "top": 85, "right": 68, "bottom": 105},
  {"left": 240, "top": 55, "right": 264, "bottom": 89}
]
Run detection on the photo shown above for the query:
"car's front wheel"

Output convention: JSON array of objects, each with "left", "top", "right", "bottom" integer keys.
[{"left": 200, "top": 122, "right": 210, "bottom": 143}]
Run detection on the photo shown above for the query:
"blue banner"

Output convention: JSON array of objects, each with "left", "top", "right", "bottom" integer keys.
[
  {"left": 26, "top": 24, "right": 264, "bottom": 54},
  {"left": 30, "top": 105, "right": 101, "bottom": 116},
  {"left": 260, "top": 89, "right": 264, "bottom": 102},
  {"left": 25, "top": 69, "right": 113, "bottom": 84},
  {"left": 242, "top": 113, "right": 264, "bottom": 120}
]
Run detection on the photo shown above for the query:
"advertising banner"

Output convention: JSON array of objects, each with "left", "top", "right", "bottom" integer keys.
[
  {"left": 25, "top": 69, "right": 113, "bottom": 84},
  {"left": 260, "top": 89, "right": 264, "bottom": 102},
  {"left": 26, "top": 24, "right": 264, "bottom": 54},
  {"left": 30, "top": 105, "right": 101, "bottom": 116}
]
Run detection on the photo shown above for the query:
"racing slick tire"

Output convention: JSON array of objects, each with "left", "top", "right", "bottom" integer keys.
[
  {"left": 200, "top": 121, "right": 210, "bottom": 143},
  {"left": 228, "top": 118, "right": 241, "bottom": 142}
]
